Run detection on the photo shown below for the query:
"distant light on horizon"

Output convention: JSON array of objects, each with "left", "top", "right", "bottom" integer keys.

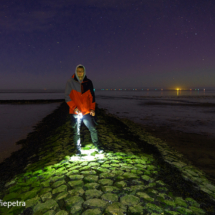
[{"left": 99, "top": 88, "right": 208, "bottom": 91}]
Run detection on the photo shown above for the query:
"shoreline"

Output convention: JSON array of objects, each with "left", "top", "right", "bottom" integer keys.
[
  {"left": 0, "top": 99, "right": 64, "bottom": 104},
  {"left": 1, "top": 100, "right": 215, "bottom": 185},
  {"left": 102, "top": 110, "right": 215, "bottom": 185},
  {"left": 1, "top": 101, "right": 215, "bottom": 185},
  {"left": 0, "top": 102, "right": 68, "bottom": 192},
  {"left": 123, "top": 119, "right": 215, "bottom": 184}
]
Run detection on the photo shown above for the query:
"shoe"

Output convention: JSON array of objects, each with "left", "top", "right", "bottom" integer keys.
[
  {"left": 97, "top": 149, "right": 103, "bottom": 153},
  {"left": 96, "top": 146, "right": 103, "bottom": 153}
]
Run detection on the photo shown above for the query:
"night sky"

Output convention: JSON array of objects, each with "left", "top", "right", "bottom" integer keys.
[{"left": 1, "top": 0, "right": 215, "bottom": 90}]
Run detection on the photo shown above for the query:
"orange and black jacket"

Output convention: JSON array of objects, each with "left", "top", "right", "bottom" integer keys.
[{"left": 64, "top": 66, "right": 96, "bottom": 115}]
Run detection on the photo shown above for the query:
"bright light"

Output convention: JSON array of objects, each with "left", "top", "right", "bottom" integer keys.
[
  {"left": 78, "top": 113, "right": 83, "bottom": 120},
  {"left": 70, "top": 148, "right": 105, "bottom": 161}
]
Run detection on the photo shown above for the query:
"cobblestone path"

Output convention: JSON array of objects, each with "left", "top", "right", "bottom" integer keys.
[{"left": 0, "top": 105, "right": 215, "bottom": 215}]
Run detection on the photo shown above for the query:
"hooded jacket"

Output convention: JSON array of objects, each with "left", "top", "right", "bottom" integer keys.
[{"left": 65, "top": 64, "right": 96, "bottom": 115}]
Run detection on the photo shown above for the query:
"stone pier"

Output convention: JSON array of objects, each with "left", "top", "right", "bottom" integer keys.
[{"left": 0, "top": 102, "right": 215, "bottom": 214}]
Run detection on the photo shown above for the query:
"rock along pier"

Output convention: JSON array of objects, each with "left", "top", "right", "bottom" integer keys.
[{"left": 0, "top": 102, "right": 215, "bottom": 215}]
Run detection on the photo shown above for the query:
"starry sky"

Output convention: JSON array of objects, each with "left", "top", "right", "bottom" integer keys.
[{"left": 1, "top": 0, "right": 215, "bottom": 90}]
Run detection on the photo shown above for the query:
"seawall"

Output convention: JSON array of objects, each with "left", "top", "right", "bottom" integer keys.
[{"left": 0, "top": 102, "right": 215, "bottom": 214}]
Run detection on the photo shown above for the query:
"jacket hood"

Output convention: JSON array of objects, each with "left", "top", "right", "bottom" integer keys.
[{"left": 75, "top": 64, "right": 86, "bottom": 83}]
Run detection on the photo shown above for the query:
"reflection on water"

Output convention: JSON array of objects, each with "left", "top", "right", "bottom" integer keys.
[{"left": 0, "top": 103, "right": 61, "bottom": 163}]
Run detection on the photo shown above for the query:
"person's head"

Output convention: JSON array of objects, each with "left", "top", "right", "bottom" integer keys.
[{"left": 76, "top": 65, "right": 85, "bottom": 80}]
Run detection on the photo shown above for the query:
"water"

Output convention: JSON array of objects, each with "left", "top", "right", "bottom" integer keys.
[
  {"left": 1, "top": 88, "right": 215, "bottom": 100},
  {"left": 0, "top": 89, "right": 215, "bottom": 164},
  {"left": 0, "top": 103, "right": 61, "bottom": 163}
]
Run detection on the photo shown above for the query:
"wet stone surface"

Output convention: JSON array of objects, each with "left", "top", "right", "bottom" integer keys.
[{"left": 0, "top": 105, "right": 215, "bottom": 214}]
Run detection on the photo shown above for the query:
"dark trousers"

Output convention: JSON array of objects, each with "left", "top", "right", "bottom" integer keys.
[{"left": 70, "top": 114, "right": 99, "bottom": 149}]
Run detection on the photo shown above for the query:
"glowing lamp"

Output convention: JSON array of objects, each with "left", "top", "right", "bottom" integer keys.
[{"left": 77, "top": 113, "right": 83, "bottom": 119}]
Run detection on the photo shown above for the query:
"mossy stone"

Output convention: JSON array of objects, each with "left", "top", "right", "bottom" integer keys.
[
  {"left": 101, "top": 193, "right": 118, "bottom": 203},
  {"left": 79, "top": 166, "right": 91, "bottom": 171},
  {"left": 39, "top": 187, "right": 52, "bottom": 196},
  {"left": 99, "top": 172, "right": 115, "bottom": 179},
  {"left": 64, "top": 196, "right": 84, "bottom": 210},
  {"left": 68, "top": 180, "right": 84, "bottom": 189},
  {"left": 141, "top": 175, "right": 154, "bottom": 183},
  {"left": 25, "top": 196, "right": 41, "bottom": 208},
  {"left": 98, "top": 179, "right": 113, "bottom": 186},
  {"left": 3, "top": 192, "right": 20, "bottom": 201},
  {"left": 52, "top": 185, "right": 67, "bottom": 195},
  {"left": 50, "top": 175, "right": 65, "bottom": 183},
  {"left": 32, "top": 169, "right": 43, "bottom": 176},
  {"left": 128, "top": 204, "right": 145, "bottom": 214},
  {"left": 8, "top": 185, "right": 20, "bottom": 193},
  {"left": 84, "top": 183, "right": 100, "bottom": 190},
  {"left": 84, "top": 175, "right": 99, "bottom": 183},
  {"left": 31, "top": 181, "right": 41, "bottom": 188},
  {"left": 40, "top": 181, "right": 50, "bottom": 189},
  {"left": 41, "top": 192, "right": 52, "bottom": 202},
  {"left": 68, "top": 187, "right": 85, "bottom": 196},
  {"left": 96, "top": 168, "right": 111, "bottom": 173},
  {"left": 105, "top": 202, "right": 127, "bottom": 215},
  {"left": 101, "top": 186, "right": 120, "bottom": 193},
  {"left": 55, "top": 191, "right": 68, "bottom": 201},
  {"left": 85, "top": 189, "right": 103, "bottom": 200},
  {"left": 52, "top": 180, "right": 66, "bottom": 188},
  {"left": 68, "top": 170, "right": 80, "bottom": 174},
  {"left": 21, "top": 187, "right": 41, "bottom": 201},
  {"left": 68, "top": 174, "right": 84, "bottom": 181},
  {"left": 120, "top": 195, "right": 140, "bottom": 206},
  {"left": 80, "top": 162, "right": 89, "bottom": 166},
  {"left": 25, "top": 176, "right": 38, "bottom": 185},
  {"left": 110, "top": 163, "right": 119, "bottom": 167},
  {"left": 43, "top": 210, "right": 55, "bottom": 215},
  {"left": 130, "top": 185, "right": 146, "bottom": 192},
  {"left": 123, "top": 172, "right": 139, "bottom": 180},
  {"left": 114, "top": 181, "right": 127, "bottom": 188},
  {"left": 145, "top": 202, "right": 164, "bottom": 213},
  {"left": 83, "top": 198, "right": 107, "bottom": 210},
  {"left": 111, "top": 160, "right": 120, "bottom": 163},
  {"left": 131, "top": 180, "right": 144, "bottom": 185},
  {"left": 136, "top": 192, "right": 154, "bottom": 202},
  {"left": 111, "top": 170, "right": 124, "bottom": 176},
  {"left": 33, "top": 199, "right": 59, "bottom": 215},
  {"left": 81, "top": 170, "right": 97, "bottom": 175},
  {"left": 101, "top": 164, "right": 111, "bottom": 168},
  {"left": 88, "top": 162, "right": 100, "bottom": 167},
  {"left": 82, "top": 209, "right": 102, "bottom": 215},
  {"left": 55, "top": 210, "right": 69, "bottom": 215}
]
